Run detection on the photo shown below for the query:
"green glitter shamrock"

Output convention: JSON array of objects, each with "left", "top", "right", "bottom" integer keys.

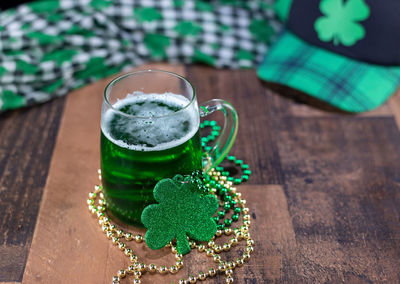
[{"left": 141, "top": 178, "right": 219, "bottom": 255}]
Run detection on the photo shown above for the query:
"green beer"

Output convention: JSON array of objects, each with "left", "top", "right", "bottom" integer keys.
[{"left": 101, "top": 92, "right": 202, "bottom": 225}]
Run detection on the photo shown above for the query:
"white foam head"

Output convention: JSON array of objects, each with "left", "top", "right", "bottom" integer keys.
[{"left": 101, "top": 92, "right": 199, "bottom": 151}]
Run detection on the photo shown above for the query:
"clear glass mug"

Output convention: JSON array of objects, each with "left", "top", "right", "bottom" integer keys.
[{"left": 100, "top": 70, "right": 238, "bottom": 225}]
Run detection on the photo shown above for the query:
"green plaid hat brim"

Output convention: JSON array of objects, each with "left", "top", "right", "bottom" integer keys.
[{"left": 257, "top": 32, "right": 400, "bottom": 112}]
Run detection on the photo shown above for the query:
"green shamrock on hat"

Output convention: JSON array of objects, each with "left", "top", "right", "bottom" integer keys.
[{"left": 314, "top": 0, "right": 370, "bottom": 46}]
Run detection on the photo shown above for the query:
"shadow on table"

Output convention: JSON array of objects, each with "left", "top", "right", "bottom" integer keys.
[{"left": 262, "top": 81, "right": 354, "bottom": 115}]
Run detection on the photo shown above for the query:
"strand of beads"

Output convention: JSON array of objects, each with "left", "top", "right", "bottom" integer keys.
[
  {"left": 89, "top": 183, "right": 184, "bottom": 284},
  {"left": 203, "top": 172, "right": 242, "bottom": 230},
  {"left": 178, "top": 168, "right": 253, "bottom": 284},
  {"left": 200, "top": 120, "right": 221, "bottom": 152},
  {"left": 216, "top": 155, "right": 252, "bottom": 185},
  {"left": 88, "top": 168, "right": 254, "bottom": 284},
  {"left": 200, "top": 121, "right": 252, "bottom": 186},
  {"left": 189, "top": 170, "right": 242, "bottom": 230}
]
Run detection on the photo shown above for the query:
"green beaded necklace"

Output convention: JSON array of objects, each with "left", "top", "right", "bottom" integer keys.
[
  {"left": 216, "top": 156, "right": 252, "bottom": 185},
  {"left": 197, "top": 120, "right": 253, "bottom": 229}
]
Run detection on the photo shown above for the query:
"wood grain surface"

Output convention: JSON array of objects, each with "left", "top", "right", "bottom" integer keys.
[
  {"left": 0, "top": 97, "right": 65, "bottom": 282},
  {"left": 0, "top": 64, "right": 399, "bottom": 283}
]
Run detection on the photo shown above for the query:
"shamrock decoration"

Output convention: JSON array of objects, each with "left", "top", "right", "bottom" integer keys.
[
  {"left": 0, "top": 90, "right": 26, "bottom": 110},
  {"left": 249, "top": 19, "right": 275, "bottom": 44},
  {"left": 314, "top": 0, "right": 370, "bottom": 46},
  {"left": 141, "top": 177, "right": 219, "bottom": 255},
  {"left": 134, "top": 7, "right": 162, "bottom": 23},
  {"left": 174, "top": 21, "right": 202, "bottom": 37},
  {"left": 143, "top": 33, "right": 171, "bottom": 59}
]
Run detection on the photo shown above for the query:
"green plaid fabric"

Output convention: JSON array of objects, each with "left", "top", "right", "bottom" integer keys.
[
  {"left": 258, "top": 32, "right": 400, "bottom": 112},
  {"left": 0, "top": 0, "right": 282, "bottom": 112}
]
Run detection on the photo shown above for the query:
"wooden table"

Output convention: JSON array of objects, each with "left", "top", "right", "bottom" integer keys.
[{"left": 1, "top": 64, "right": 400, "bottom": 283}]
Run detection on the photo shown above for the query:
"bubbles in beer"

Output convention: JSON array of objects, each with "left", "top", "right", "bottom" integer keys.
[{"left": 102, "top": 92, "right": 199, "bottom": 151}]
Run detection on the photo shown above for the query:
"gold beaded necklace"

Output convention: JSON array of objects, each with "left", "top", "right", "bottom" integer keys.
[{"left": 87, "top": 168, "right": 254, "bottom": 283}]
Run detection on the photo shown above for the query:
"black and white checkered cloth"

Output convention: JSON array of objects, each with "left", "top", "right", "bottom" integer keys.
[{"left": 0, "top": 0, "right": 282, "bottom": 111}]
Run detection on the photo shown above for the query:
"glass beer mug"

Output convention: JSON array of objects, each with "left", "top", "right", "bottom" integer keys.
[{"left": 100, "top": 70, "right": 238, "bottom": 225}]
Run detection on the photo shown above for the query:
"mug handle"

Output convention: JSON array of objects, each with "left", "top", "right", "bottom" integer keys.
[{"left": 199, "top": 99, "right": 238, "bottom": 172}]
